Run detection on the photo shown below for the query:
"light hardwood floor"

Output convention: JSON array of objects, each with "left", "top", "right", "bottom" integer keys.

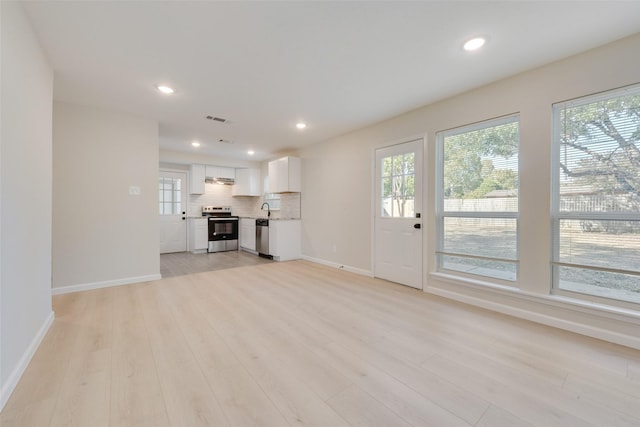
[{"left": 3, "top": 260, "right": 640, "bottom": 426}]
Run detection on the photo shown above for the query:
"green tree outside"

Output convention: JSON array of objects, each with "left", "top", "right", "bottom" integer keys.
[
  {"left": 382, "top": 152, "right": 415, "bottom": 217},
  {"left": 443, "top": 121, "right": 519, "bottom": 199},
  {"left": 559, "top": 93, "right": 640, "bottom": 208}
]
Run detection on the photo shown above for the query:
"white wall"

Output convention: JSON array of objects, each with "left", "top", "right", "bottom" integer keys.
[
  {"left": 0, "top": 1, "right": 54, "bottom": 410},
  {"left": 159, "top": 149, "right": 260, "bottom": 169},
  {"left": 301, "top": 138, "right": 372, "bottom": 269},
  {"left": 52, "top": 102, "right": 160, "bottom": 293},
  {"left": 300, "top": 33, "right": 640, "bottom": 348}
]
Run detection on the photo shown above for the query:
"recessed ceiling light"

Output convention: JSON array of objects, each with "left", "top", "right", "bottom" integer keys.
[
  {"left": 247, "top": 150, "right": 255, "bottom": 155},
  {"left": 296, "top": 122, "right": 307, "bottom": 130},
  {"left": 156, "top": 85, "right": 175, "bottom": 94},
  {"left": 463, "top": 37, "right": 486, "bottom": 51},
  {"left": 191, "top": 141, "right": 201, "bottom": 147}
]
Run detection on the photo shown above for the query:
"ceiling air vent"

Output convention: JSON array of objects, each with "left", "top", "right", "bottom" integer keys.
[
  {"left": 218, "top": 139, "right": 233, "bottom": 144},
  {"left": 206, "top": 115, "right": 228, "bottom": 123}
]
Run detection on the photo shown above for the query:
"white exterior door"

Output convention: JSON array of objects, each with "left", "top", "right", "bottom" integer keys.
[
  {"left": 374, "top": 139, "right": 423, "bottom": 289},
  {"left": 159, "top": 171, "right": 187, "bottom": 254}
]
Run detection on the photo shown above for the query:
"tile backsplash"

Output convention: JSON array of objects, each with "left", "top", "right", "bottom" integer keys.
[
  {"left": 188, "top": 184, "right": 301, "bottom": 219},
  {"left": 233, "top": 193, "right": 301, "bottom": 219},
  {"left": 187, "top": 183, "right": 233, "bottom": 216}
]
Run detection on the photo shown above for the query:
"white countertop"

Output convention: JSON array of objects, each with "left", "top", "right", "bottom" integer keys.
[
  {"left": 239, "top": 217, "right": 300, "bottom": 220},
  {"left": 189, "top": 216, "right": 300, "bottom": 220}
]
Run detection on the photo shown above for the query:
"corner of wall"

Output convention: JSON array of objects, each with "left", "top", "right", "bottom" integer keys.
[
  {"left": 1, "top": 1, "right": 54, "bottom": 410},
  {"left": 0, "top": 311, "right": 54, "bottom": 411}
]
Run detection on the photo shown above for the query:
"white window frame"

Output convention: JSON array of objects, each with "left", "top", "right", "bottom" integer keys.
[
  {"left": 435, "top": 114, "right": 520, "bottom": 285},
  {"left": 263, "top": 176, "right": 281, "bottom": 211},
  {"left": 551, "top": 84, "right": 640, "bottom": 307}
]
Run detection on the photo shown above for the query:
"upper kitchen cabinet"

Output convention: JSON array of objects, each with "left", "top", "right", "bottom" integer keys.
[
  {"left": 190, "top": 164, "right": 236, "bottom": 193},
  {"left": 189, "top": 164, "right": 205, "bottom": 194},
  {"left": 205, "top": 165, "right": 235, "bottom": 183},
  {"left": 232, "top": 168, "right": 261, "bottom": 196},
  {"left": 268, "top": 156, "right": 301, "bottom": 193}
]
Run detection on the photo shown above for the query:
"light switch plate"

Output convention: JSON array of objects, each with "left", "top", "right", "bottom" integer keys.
[{"left": 129, "top": 185, "right": 141, "bottom": 196}]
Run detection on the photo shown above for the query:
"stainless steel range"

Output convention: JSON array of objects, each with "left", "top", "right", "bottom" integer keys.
[{"left": 202, "top": 206, "right": 239, "bottom": 253}]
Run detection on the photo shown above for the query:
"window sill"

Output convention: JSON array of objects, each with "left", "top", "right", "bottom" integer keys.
[{"left": 429, "top": 271, "right": 640, "bottom": 324}]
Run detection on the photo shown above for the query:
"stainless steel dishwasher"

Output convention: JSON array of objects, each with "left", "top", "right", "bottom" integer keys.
[{"left": 256, "top": 219, "right": 272, "bottom": 259}]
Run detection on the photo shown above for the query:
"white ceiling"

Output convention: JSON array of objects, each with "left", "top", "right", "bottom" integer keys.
[{"left": 22, "top": 1, "right": 640, "bottom": 162}]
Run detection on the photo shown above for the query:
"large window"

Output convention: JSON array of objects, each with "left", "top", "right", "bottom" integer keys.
[
  {"left": 436, "top": 115, "right": 520, "bottom": 282},
  {"left": 552, "top": 84, "right": 640, "bottom": 304}
]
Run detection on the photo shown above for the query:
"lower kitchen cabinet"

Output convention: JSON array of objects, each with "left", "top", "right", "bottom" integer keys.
[
  {"left": 189, "top": 218, "right": 208, "bottom": 253},
  {"left": 270, "top": 220, "right": 301, "bottom": 261},
  {"left": 239, "top": 218, "right": 256, "bottom": 252}
]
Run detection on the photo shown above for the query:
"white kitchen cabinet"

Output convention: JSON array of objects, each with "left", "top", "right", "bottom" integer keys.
[
  {"left": 205, "top": 165, "right": 235, "bottom": 180},
  {"left": 189, "top": 218, "right": 208, "bottom": 253},
  {"left": 189, "top": 164, "right": 205, "bottom": 194},
  {"left": 239, "top": 218, "right": 256, "bottom": 252},
  {"left": 269, "top": 219, "right": 301, "bottom": 261},
  {"left": 268, "top": 156, "right": 301, "bottom": 193},
  {"left": 232, "top": 168, "right": 261, "bottom": 196}
]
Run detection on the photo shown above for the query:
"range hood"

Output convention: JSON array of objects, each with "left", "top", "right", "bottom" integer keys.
[{"left": 205, "top": 176, "right": 235, "bottom": 185}]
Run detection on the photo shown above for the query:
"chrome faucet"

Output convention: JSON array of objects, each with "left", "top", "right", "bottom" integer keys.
[{"left": 261, "top": 202, "right": 271, "bottom": 217}]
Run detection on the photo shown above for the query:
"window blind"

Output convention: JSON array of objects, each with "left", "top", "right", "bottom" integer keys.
[{"left": 552, "top": 84, "right": 640, "bottom": 304}]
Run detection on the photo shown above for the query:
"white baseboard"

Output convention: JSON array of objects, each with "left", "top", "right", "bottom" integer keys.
[
  {"left": 0, "top": 310, "right": 54, "bottom": 412},
  {"left": 51, "top": 274, "right": 162, "bottom": 295},
  {"left": 301, "top": 255, "right": 373, "bottom": 277},
  {"left": 426, "top": 286, "right": 640, "bottom": 351}
]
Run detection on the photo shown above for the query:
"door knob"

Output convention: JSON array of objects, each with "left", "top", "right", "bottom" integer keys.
[{"left": 414, "top": 223, "right": 421, "bottom": 229}]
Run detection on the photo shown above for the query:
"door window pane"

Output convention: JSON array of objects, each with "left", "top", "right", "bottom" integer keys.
[
  {"left": 381, "top": 152, "right": 416, "bottom": 218},
  {"left": 158, "top": 177, "right": 183, "bottom": 216}
]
